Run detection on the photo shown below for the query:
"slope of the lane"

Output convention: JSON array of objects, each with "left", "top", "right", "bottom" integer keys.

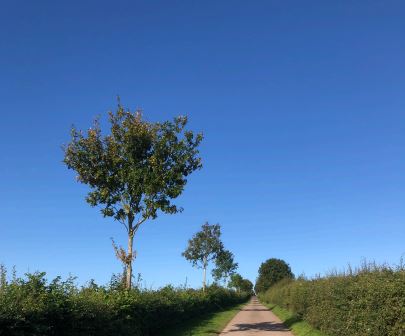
[{"left": 220, "top": 297, "right": 295, "bottom": 335}]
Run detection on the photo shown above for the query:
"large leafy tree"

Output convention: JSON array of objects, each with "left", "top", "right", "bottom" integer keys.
[
  {"left": 182, "top": 223, "right": 223, "bottom": 291},
  {"left": 63, "top": 102, "right": 203, "bottom": 289},
  {"left": 255, "top": 258, "right": 294, "bottom": 293},
  {"left": 211, "top": 249, "right": 238, "bottom": 284}
]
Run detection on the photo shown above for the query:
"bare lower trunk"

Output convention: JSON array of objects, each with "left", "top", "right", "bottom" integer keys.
[
  {"left": 126, "top": 233, "right": 134, "bottom": 289},
  {"left": 202, "top": 257, "right": 207, "bottom": 292}
]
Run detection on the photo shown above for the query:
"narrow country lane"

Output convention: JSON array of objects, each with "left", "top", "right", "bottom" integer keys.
[{"left": 220, "top": 297, "right": 294, "bottom": 335}]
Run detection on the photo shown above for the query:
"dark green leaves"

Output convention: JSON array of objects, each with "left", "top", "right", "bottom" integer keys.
[
  {"left": 212, "top": 249, "right": 238, "bottom": 282},
  {"left": 182, "top": 223, "right": 223, "bottom": 269},
  {"left": 255, "top": 258, "right": 294, "bottom": 293},
  {"left": 63, "top": 103, "right": 203, "bottom": 231},
  {"left": 182, "top": 223, "right": 239, "bottom": 284},
  {"left": 229, "top": 273, "right": 253, "bottom": 293}
]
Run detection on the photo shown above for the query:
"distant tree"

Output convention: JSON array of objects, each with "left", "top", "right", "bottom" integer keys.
[
  {"left": 63, "top": 102, "right": 203, "bottom": 289},
  {"left": 211, "top": 249, "right": 238, "bottom": 284},
  {"left": 228, "top": 273, "right": 244, "bottom": 292},
  {"left": 228, "top": 273, "right": 253, "bottom": 294},
  {"left": 182, "top": 223, "right": 223, "bottom": 291},
  {"left": 255, "top": 258, "right": 294, "bottom": 293},
  {"left": 240, "top": 278, "right": 254, "bottom": 293}
]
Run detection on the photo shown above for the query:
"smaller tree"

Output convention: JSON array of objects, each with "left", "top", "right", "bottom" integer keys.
[
  {"left": 211, "top": 249, "right": 238, "bottom": 284},
  {"left": 228, "top": 273, "right": 244, "bottom": 292},
  {"left": 240, "top": 278, "right": 254, "bottom": 294},
  {"left": 182, "top": 223, "right": 223, "bottom": 291},
  {"left": 229, "top": 273, "right": 253, "bottom": 294},
  {"left": 255, "top": 258, "right": 294, "bottom": 293}
]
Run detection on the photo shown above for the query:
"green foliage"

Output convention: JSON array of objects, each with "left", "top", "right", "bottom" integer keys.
[
  {"left": 263, "top": 303, "right": 327, "bottom": 336},
  {"left": 63, "top": 104, "right": 203, "bottom": 224},
  {"left": 228, "top": 273, "right": 243, "bottom": 291},
  {"left": 63, "top": 101, "right": 203, "bottom": 288},
  {"left": 259, "top": 262, "right": 405, "bottom": 336},
  {"left": 240, "top": 279, "right": 254, "bottom": 294},
  {"left": 182, "top": 223, "right": 237, "bottom": 289},
  {"left": 211, "top": 249, "right": 238, "bottom": 283},
  {"left": 228, "top": 274, "right": 253, "bottom": 294},
  {"left": 182, "top": 223, "right": 223, "bottom": 270},
  {"left": 255, "top": 258, "right": 294, "bottom": 293},
  {"left": 0, "top": 269, "right": 249, "bottom": 336}
]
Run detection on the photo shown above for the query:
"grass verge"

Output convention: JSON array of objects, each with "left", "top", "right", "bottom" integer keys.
[
  {"left": 262, "top": 302, "right": 328, "bottom": 336},
  {"left": 161, "top": 303, "right": 246, "bottom": 336}
]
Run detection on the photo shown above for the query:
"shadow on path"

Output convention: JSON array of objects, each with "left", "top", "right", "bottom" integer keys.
[{"left": 227, "top": 321, "right": 291, "bottom": 332}]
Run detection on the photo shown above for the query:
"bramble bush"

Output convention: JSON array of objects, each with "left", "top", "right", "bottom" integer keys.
[
  {"left": 0, "top": 267, "right": 250, "bottom": 336},
  {"left": 259, "top": 261, "right": 405, "bottom": 336}
]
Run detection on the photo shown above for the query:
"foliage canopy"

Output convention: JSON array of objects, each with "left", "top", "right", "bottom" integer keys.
[
  {"left": 182, "top": 223, "right": 223, "bottom": 269},
  {"left": 63, "top": 102, "right": 203, "bottom": 288},
  {"left": 228, "top": 273, "right": 253, "bottom": 294},
  {"left": 182, "top": 223, "right": 235, "bottom": 290},
  {"left": 211, "top": 249, "right": 238, "bottom": 283},
  {"left": 255, "top": 258, "right": 294, "bottom": 293},
  {"left": 0, "top": 266, "right": 249, "bottom": 336}
]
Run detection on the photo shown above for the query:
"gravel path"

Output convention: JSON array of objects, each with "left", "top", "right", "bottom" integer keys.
[{"left": 220, "top": 297, "right": 295, "bottom": 335}]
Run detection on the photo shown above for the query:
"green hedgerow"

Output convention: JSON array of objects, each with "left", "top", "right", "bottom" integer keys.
[
  {"left": 0, "top": 269, "right": 250, "bottom": 336},
  {"left": 259, "top": 262, "right": 405, "bottom": 336}
]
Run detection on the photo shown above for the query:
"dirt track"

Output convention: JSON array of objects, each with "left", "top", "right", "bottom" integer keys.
[{"left": 220, "top": 297, "right": 294, "bottom": 335}]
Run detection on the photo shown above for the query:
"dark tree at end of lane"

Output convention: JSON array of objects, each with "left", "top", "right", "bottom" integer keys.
[{"left": 255, "top": 258, "right": 294, "bottom": 293}]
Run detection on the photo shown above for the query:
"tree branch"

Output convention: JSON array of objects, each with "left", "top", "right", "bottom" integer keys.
[
  {"left": 133, "top": 216, "right": 147, "bottom": 235},
  {"left": 112, "top": 206, "right": 129, "bottom": 232},
  {"left": 120, "top": 220, "right": 129, "bottom": 232}
]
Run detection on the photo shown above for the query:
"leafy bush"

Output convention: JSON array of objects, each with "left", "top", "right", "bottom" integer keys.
[
  {"left": 259, "top": 262, "right": 405, "bottom": 336},
  {"left": 0, "top": 268, "right": 249, "bottom": 336}
]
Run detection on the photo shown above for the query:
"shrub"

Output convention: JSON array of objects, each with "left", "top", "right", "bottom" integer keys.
[
  {"left": 259, "top": 262, "right": 405, "bottom": 336},
  {"left": 0, "top": 269, "right": 249, "bottom": 336}
]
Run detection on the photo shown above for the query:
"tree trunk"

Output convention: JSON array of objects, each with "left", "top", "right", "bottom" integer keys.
[
  {"left": 126, "top": 232, "right": 134, "bottom": 289},
  {"left": 202, "top": 257, "right": 207, "bottom": 292}
]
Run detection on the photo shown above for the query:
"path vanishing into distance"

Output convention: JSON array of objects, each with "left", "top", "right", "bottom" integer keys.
[{"left": 220, "top": 297, "right": 294, "bottom": 335}]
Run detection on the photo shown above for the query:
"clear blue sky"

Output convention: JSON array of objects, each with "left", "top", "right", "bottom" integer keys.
[{"left": 1, "top": 1, "right": 404, "bottom": 288}]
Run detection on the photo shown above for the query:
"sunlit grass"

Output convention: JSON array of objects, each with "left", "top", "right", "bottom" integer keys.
[
  {"left": 161, "top": 303, "right": 245, "bottom": 336},
  {"left": 263, "top": 303, "right": 327, "bottom": 336}
]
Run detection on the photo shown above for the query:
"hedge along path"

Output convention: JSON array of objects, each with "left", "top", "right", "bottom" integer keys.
[{"left": 220, "top": 297, "right": 295, "bottom": 335}]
